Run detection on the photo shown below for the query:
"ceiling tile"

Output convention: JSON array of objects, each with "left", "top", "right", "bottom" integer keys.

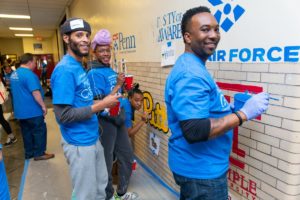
[{"left": 0, "top": 0, "right": 70, "bottom": 39}]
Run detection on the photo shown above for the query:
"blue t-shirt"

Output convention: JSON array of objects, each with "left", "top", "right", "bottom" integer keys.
[
  {"left": 87, "top": 65, "right": 118, "bottom": 97},
  {"left": 0, "top": 160, "right": 10, "bottom": 200},
  {"left": 165, "top": 52, "right": 233, "bottom": 179},
  {"left": 4, "top": 72, "right": 13, "bottom": 82},
  {"left": 10, "top": 67, "right": 44, "bottom": 119},
  {"left": 51, "top": 54, "right": 99, "bottom": 146},
  {"left": 122, "top": 98, "right": 133, "bottom": 128}
]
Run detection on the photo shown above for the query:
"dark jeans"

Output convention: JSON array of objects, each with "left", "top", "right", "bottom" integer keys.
[
  {"left": 19, "top": 116, "right": 47, "bottom": 159},
  {"left": 0, "top": 105, "right": 12, "bottom": 135},
  {"left": 99, "top": 117, "right": 133, "bottom": 200},
  {"left": 173, "top": 172, "right": 228, "bottom": 200},
  {"left": 41, "top": 72, "right": 47, "bottom": 86}
]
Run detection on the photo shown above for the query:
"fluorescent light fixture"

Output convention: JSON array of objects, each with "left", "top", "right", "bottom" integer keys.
[
  {"left": 0, "top": 14, "right": 30, "bottom": 19},
  {"left": 15, "top": 34, "right": 34, "bottom": 37},
  {"left": 9, "top": 27, "right": 33, "bottom": 31}
]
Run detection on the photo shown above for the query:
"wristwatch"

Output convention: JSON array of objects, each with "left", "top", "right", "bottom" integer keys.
[{"left": 234, "top": 111, "right": 243, "bottom": 126}]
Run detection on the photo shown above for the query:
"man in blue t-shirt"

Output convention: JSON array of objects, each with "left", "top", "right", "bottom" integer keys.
[
  {"left": 51, "top": 18, "right": 120, "bottom": 200},
  {"left": 10, "top": 53, "right": 54, "bottom": 161},
  {"left": 165, "top": 6, "right": 270, "bottom": 200}
]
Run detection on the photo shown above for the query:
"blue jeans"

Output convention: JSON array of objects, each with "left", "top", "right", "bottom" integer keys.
[
  {"left": 19, "top": 116, "right": 47, "bottom": 159},
  {"left": 173, "top": 172, "right": 228, "bottom": 200}
]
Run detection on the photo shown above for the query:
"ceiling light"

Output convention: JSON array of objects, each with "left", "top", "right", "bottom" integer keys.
[
  {"left": 0, "top": 14, "right": 30, "bottom": 19},
  {"left": 9, "top": 27, "right": 33, "bottom": 31},
  {"left": 15, "top": 34, "right": 34, "bottom": 37}
]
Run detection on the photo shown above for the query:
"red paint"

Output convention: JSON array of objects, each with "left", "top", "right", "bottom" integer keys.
[
  {"left": 228, "top": 169, "right": 257, "bottom": 198},
  {"left": 217, "top": 82, "right": 263, "bottom": 93},
  {"left": 220, "top": 82, "right": 263, "bottom": 170}
]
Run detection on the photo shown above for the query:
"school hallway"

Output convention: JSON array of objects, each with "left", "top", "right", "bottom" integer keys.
[{"left": 1, "top": 107, "right": 179, "bottom": 200}]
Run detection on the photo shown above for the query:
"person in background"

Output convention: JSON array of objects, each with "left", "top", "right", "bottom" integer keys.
[
  {"left": 41, "top": 57, "right": 48, "bottom": 86},
  {"left": 10, "top": 53, "right": 54, "bottom": 161},
  {"left": 3, "top": 65, "right": 16, "bottom": 120},
  {"left": 164, "top": 6, "right": 269, "bottom": 200},
  {"left": 123, "top": 84, "right": 148, "bottom": 137},
  {"left": 88, "top": 29, "right": 137, "bottom": 200},
  {"left": 0, "top": 102, "right": 17, "bottom": 147},
  {"left": 0, "top": 143, "right": 11, "bottom": 200},
  {"left": 14, "top": 61, "right": 21, "bottom": 69},
  {"left": 0, "top": 67, "right": 17, "bottom": 147},
  {"left": 51, "top": 18, "right": 120, "bottom": 200},
  {"left": 3, "top": 65, "right": 14, "bottom": 86}
]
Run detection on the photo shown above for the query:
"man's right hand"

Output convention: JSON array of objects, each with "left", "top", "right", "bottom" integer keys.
[
  {"left": 102, "top": 94, "right": 122, "bottom": 108},
  {"left": 42, "top": 106, "right": 47, "bottom": 116},
  {"left": 92, "top": 93, "right": 122, "bottom": 112},
  {"left": 240, "top": 92, "right": 269, "bottom": 120},
  {"left": 0, "top": 150, "right": 3, "bottom": 161}
]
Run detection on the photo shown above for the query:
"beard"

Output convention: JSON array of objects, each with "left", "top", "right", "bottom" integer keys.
[
  {"left": 69, "top": 38, "right": 89, "bottom": 57},
  {"left": 191, "top": 43, "right": 217, "bottom": 62}
]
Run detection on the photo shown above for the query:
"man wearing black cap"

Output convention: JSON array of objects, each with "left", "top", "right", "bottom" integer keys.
[{"left": 51, "top": 18, "right": 121, "bottom": 200}]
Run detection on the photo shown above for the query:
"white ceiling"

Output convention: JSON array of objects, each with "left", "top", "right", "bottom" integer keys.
[{"left": 0, "top": 0, "right": 72, "bottom": 39}]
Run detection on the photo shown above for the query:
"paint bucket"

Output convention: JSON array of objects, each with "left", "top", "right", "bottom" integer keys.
[{"left": 234, "top": 92, "right": 251, "bottom": 112}]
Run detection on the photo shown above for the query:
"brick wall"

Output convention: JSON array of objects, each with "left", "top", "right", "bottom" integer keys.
[
  {"left": 127, "top": 62, "right": 179, "bottom": 192},
  {"left": 129, "top": 61, "right": 300, "bottom": 200},
  {"left": 210, "top": 62, "right": 300, "bottom": 200}
]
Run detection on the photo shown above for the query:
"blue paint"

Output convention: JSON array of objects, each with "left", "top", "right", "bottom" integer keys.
[
  {"left": 270, "top": 97, "right": 279, "bottom": 101},
  {"left": 134, "top": 156, "right": 180, "bottom": 198},
  {"left": 18, "top": 159, "right": 30, "bottom": 200}
]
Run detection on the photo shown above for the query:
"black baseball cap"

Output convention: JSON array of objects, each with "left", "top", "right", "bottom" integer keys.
[{"left": 60, "top": 18, "right": 91, "bottom": 35}]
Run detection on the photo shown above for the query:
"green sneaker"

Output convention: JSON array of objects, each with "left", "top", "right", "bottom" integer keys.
[
  {"left": 71, "top": 190, "right": 76, "bottom": 200},
  {"left": 109, "top": 193, "right": 121, "bottom": 200}
]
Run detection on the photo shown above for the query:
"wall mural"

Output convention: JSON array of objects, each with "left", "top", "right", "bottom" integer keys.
[{"left": 143, "top": 91, "right": 169, "bottom": 134}]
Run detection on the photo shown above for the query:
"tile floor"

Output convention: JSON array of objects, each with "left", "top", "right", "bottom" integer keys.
[
  {"left": 1, "top": 113, "right": 23, "bottom": 200},
  {"left": 1, "top": 97, "right": 179, "bottom": 200}
]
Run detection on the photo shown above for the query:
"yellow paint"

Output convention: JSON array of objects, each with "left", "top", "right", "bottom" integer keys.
[{"left": 143, "top": 91, "right": 169, "bottom": 134}]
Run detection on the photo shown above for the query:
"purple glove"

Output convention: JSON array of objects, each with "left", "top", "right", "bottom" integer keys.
[{"left": 240, "top": 92, "right": 269, "bottom": 120}]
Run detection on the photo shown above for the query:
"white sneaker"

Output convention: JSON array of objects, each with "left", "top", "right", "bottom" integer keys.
[
  {"left": 120, "top": 192, "right": 139, "bottom": 200},
  {"left": 4, "top": 136, "right": 17, "bottom": 147}
]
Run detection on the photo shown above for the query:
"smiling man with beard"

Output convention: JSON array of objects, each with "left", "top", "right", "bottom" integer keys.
[
  {"left": 51, "top": 18, "right": 121, "bottom": 200},
  {"left": 165, "top": 6, "right": 270, "bottom": 200}
]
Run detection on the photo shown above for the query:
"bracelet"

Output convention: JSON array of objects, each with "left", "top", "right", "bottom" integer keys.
[{"left": 234, "top": 111, "right": 243, "bottom": 126}]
